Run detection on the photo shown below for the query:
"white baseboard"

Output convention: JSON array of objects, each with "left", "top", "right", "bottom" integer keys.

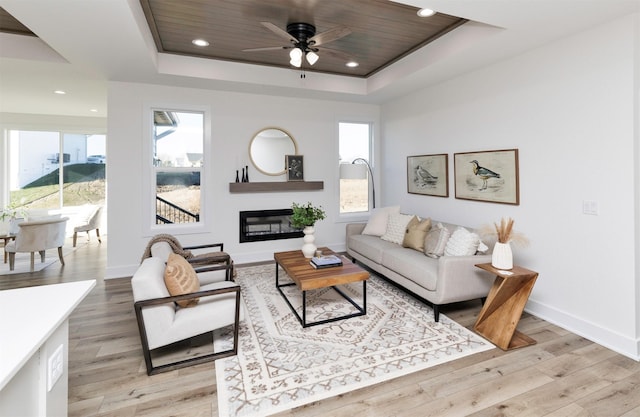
[{"left": 525, "top": 298, "right": 639, "bottom": 361}]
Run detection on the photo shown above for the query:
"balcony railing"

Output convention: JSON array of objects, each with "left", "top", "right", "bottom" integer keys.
[{"left": 156, "top": 196, "right": 199, "bottom": 224}]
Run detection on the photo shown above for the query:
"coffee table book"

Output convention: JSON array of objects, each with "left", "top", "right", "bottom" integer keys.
[{"left": 310, "top": 255, "right": 343, "bottom": 269}]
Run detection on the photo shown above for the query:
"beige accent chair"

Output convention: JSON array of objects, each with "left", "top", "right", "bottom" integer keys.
[
  {"left": 6, "top": 217, "right": 69, "bottom": 271},
  {"left": 73, "top": 205, "right": 102, "bottom": 247},
  {"left": 131, "top": 255, "right": 242, "bottom": 375}
]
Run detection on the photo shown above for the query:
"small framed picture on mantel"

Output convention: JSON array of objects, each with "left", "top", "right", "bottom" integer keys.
[{"left": 286, "top": 155, "right": 304, "bottom": 181}]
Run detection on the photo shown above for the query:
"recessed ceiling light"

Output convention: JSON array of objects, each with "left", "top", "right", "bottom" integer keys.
[
  {"left": 192, "top": 39, "right": 210, "bottom": 47},
  {"left": 54, "top": 90, "right": 66, "bottom": 95},
  {"left": 90, "top": 109, "right": 98, "bottom": 113},
  {"left": 346, "top": 61, "right": 359, "bottom": 68},
  {"left": 417, "top": 8, "right": 436, "bottom": 17}
]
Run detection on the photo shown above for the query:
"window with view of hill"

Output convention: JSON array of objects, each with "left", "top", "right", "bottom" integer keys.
[
  {"left": 152, "top": 110, "right": 204, "bottom": 226},
  {"left": 5, "top": 130, "right": 106, "bottom": 213}
]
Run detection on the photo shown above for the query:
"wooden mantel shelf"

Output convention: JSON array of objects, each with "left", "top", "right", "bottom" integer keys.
[{"left": 229, "top": 181, "right": 324, "bottom": 193}]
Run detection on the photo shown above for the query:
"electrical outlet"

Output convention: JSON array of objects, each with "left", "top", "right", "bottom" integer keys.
[
  {"left": 47, "top": 344, "right": 64, "bottom": 392},
  {"left": 583, "top": 200, "right": 599, "bottom": 215}
]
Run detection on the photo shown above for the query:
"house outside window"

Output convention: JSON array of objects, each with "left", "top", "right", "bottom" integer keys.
[
  {"left": 151, "top": 110, "right": 204, "bottom": 226},
  {"left": 5, "top": 130, "right": 106, "bottom": 212},
  {"left": 339, "top": 122, "right": 372, "bottom": 214}
]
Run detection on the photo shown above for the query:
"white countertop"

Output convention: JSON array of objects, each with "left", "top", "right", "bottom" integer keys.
[{"left": 0, "top": 280, "right": 96, "bottom": 390}]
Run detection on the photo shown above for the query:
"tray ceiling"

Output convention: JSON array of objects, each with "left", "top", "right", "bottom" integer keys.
[{"left": 138, "top": 0, "right": 468, "bottom": 78}]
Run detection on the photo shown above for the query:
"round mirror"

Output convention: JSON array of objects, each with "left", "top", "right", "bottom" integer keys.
[{"left": 249, "top": 127, "right": 298, "bottom": 176}]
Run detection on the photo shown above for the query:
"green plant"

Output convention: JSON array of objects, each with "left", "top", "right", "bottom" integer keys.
[
  {"left": 0, "top": 200, "right": 27, "bottom": 222},
  {"left": 291, "top": 202, "right": 326, "bottom": 228}
]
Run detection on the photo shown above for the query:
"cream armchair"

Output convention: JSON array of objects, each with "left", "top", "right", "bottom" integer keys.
[
  {"left": 6, "top": 217, "right": 69, "bottom": 271},
  {"left": 73, "top": 205, "right": 102, "bottom": 247}
]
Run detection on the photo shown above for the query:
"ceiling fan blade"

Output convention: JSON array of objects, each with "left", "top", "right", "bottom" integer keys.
[
  {"left": 317, "top": 47, "right": 353, "bottom": 61},
  {"left": 260, "top": 21, "right": 297, "bottom": 43},
  {"left": 309, "top": 26, "right": 351, "bottom": 47},
  {"left": 243, "top": 46, "right": 290, "bottom": 52}
]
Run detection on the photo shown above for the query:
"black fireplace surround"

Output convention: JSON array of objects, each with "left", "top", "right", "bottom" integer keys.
[{"left": 239, "top": 209, "right": 303, "bottom": 243}]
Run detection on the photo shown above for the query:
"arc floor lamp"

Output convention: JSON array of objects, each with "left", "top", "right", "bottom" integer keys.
[{"left": 339, "top": 158, "right": 376, "bottom": 209}]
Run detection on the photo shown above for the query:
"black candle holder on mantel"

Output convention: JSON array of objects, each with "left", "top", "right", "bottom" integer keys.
[
  {"left": 242, "top": 165, "right": 249, "bottom": 183},
  {"left": 235, "top": 170, "right": 240, "bottom": 183}
]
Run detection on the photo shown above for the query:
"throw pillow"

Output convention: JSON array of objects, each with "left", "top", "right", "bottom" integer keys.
[
  {"left": 424, "top": 222, "right": 451, "bottom": 258},
  {"left": 402, "top": 217, "right": 432, "bottom": 252},
  {"left": 381, "top": 213, "right": 415, "bottom": 244},
  {"left": 444, "top": 227, "right": 482, "bottom": 256},
  {"left": 362, "top": 206, "right": 400, "bottom": 236},
  {"left": 164, "top": 252, "right": 200, "bottom": 308}
]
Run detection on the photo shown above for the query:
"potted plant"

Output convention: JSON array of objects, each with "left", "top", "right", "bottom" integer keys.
[
  {"left": 291, "top": 202, "right": 326, "bottom": 258},
  {"left": 291, "top": 201, "right": 326, "bottom": 228},
  {"left": 0, "top": 201, "right": 27, "bottom": 235}
]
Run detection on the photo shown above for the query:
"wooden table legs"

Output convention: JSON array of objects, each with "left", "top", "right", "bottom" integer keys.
[{"left": 473, "top": 263, "right": 539, "bottom": 351}]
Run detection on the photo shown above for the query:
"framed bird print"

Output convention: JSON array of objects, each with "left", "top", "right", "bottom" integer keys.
[
  {"left": 407, "top": 154, "right": 449, "bottom": 197},
  {"left": 454, "top": 149, "right": 519, "bottom": 205}
]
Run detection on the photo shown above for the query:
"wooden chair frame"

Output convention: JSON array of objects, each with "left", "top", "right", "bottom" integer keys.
[{"left": 133, "top": 265, "right": 241, "bottom": 376}]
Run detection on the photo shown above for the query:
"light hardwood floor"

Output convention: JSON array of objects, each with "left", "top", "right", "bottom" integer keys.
[{"left": 2, "top": 238, "right": 639, "bottom": 416}]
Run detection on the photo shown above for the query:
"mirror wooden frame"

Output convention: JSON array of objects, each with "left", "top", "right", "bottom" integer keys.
[{"left": 249, "top": 127, "right": 298, "bottom": 176}]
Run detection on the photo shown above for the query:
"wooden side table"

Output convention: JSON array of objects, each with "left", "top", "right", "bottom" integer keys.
[{"left": 473, "top": 263, "right": 539, "bottom": 350}]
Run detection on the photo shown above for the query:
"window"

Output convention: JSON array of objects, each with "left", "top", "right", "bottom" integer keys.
[
  {"left": 6, "top": 130, "right": 106, "bottom": 212},
  {"left": 152, "top": 110, "right": 204, "bottom": 225},
  {"left": 339, "top": 122, "right": 372, "bottom": 214}
]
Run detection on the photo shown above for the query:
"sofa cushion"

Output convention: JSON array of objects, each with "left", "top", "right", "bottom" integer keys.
[
  {"left": 381, "top": 213, "right": 414, "bottom": 244},
  {"left": 362, "top": 206, "right": 400, "bottom": 236},
  {"left": 402, "top": 217, "right": 431, "bottom": 252},
  {"left": 348, "top": 234, "right": 399, "bottom": 264},
  {"left": 164, "top": 252, "right": 200, "bottom": 308},
  {"left": 382, "top": 247, "right": 439, "bottom": 291},
  {"left": 424, "top": 222, "right": 451, "bottom": 258},
  {"left": 444, "top": 227, "right": 482, "bottom": 256}
]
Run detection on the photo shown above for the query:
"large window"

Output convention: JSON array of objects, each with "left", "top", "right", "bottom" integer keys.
[
  {"left": 6, "top": 130, "right": 106, "bottom": 212},
  {"left": 152, "top": 110, "right": 204, "bottom": 225},
  {"left": 339, "top": 122, "right": 372, "bottom": 213}
]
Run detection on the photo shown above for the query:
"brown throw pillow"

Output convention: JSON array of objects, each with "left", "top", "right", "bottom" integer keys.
[
  {"left": 164, "top": 252, "right": 200, "bottom": 308},
  {"left": 402, "top": 217, "right": 432, "bottom": 252}
]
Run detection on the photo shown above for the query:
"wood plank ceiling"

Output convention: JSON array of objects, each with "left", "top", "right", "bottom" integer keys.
[
  {"left": 139, "top": 0, "right": 468, "bottom": 77},
  {"left": 0, "top": 2, "right": 469, "bottom": 78}
]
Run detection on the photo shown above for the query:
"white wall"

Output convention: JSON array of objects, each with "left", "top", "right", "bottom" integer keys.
[
  {"left": 381, "top": 15, "right": 639, "bottom": 359},
  {"left": 106, "top": 82, "right": 379, "bottom": 278}
]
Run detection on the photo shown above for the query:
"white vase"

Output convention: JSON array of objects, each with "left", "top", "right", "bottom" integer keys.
[
  {"left": 301, "top": 226, "right": 317, "bottom": 258},
  {"left": 491, "top": 242, "right": 513, "bottom": 270}
]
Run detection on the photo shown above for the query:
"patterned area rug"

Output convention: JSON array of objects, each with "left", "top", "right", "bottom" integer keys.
[{"left": 215, "top": 264, "right": 494, "bottom": 417}]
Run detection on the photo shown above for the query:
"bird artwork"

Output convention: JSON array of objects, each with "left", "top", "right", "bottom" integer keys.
[
  {"left": 469, "top": 160, "right": 500, "bottom": 190},
  {"left": 415, "top": 165, "right": 438, "bottom": 187}
]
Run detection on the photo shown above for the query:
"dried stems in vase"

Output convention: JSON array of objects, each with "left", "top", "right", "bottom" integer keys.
[
  {"left": 493, "top": 217, "right": 529, "bottom": 246},
  {"left": 495, "top": 217, "right": 514, "bottom": 243}
]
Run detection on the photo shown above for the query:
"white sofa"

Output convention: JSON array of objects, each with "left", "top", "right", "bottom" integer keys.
[
  {"left": 131, "top": 241, "right": 242, "bottom": 375},
  {"left": 346, "top": 213, "right": 494, "bottom": 322}
]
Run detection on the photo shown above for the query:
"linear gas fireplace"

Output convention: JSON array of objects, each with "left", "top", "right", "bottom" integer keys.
[{"left": 239, "top": 209, "right": 303, "bottom": 243}]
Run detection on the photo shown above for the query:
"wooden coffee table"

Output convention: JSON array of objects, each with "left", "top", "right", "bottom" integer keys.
[{"left": 274, "top": 247, "right": 370, "bottom": 328}]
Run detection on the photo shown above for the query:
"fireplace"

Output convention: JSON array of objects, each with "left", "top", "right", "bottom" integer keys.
[{"left": 239, "top": 209, "right": 303, "bottom": 243}]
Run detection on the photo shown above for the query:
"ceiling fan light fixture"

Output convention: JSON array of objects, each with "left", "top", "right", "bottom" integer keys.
[
  {"left": 306, "top": 51, "right": 319, "bottom": 65},
  {"left": 289, "top": 48, "right": 303, "bottom": 60},
  {"left": 417, "top": 8, "right": 436, "bottom": 17},
  {"left": 289, "top": 48, "right": 303, "bottom": 67}
]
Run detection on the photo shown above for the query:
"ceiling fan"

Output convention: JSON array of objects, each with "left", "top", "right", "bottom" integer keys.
[{"left": 243, "top": 21, "right": 352, "bottom": 68}]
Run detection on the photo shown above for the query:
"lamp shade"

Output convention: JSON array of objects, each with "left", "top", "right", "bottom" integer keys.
[
  {"left": 339, "top": 163, "right": 368, "bottom": 180},
  {"left": 306, "top": 51, "right": 319, "bottom": 65}
]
